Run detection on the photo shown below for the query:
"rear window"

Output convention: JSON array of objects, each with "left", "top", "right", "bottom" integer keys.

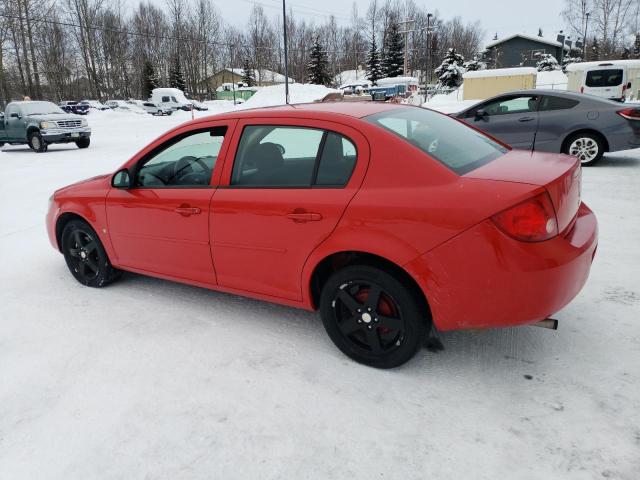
[
  {"left": 366, "top": 108, "right": 508, "bottom": 175},
  {"left": 586, "top": 69, "right": 623, "bottom": 87}
]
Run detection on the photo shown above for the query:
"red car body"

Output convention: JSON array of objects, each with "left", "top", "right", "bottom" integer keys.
[{"left": 46, "top": 102, "right": 597, "bottom": 333}]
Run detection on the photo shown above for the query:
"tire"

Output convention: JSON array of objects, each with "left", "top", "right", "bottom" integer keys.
[
  {"left": 61, "top": 219, "right": 121, "bottom": 287},
  {"left": 76, "top": 137, "right": 90, "bottom": 149},
  {"left": 319, "top": 265, "right": 429, "bottom": 368},
  {"left": 28, "top": 132, "right": 47, "bottom": 152},
  {"left": 563, "top": 132, "right": 605, "bottom": 166}
]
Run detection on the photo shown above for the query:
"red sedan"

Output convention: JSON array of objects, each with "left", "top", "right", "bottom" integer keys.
[{"left": 46, "top": 102, "right": 598, "bottom": 368}]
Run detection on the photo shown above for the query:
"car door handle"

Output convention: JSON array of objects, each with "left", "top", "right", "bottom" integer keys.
[
  {"left": 518, "top": 116, "right": 535, "bottom": 122},
  {"left": 175, "top": 206, "right": 201, "bottom": 216},
  {"left": 286, "top": 212, "right": 323, "bottom": 222}
]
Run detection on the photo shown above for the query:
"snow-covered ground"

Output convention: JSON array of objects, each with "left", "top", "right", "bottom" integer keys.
[{"left": 1, "top": 105, "right": 639, "bottom": 479}]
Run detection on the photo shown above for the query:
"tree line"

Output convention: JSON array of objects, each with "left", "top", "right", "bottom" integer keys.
[{"left": 0, "top": 0, "right": 484, "bottom": 105}]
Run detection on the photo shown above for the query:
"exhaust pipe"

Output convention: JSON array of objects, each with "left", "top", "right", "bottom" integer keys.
[{"left": 532, "top": 318, "right": 558, "bottom": 330}]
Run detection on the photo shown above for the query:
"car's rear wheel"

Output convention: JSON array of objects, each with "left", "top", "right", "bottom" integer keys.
[
  {"left": 563, "top": 132, "right": 604, "bottom": 166},
  {"left": 76, "top": 137, "right": 90, "bottom": 149},
  {"left": 319, "top": 265, "right": 428, "bottom": 368},
  {"left": 61, "top": 220, "right": 121, "bottom": 287},
  {"left": 28, "top": 132, "right": 47, "bottom": 152}
]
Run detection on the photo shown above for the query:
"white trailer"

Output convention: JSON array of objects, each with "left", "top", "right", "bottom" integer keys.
[{"left": 566, "top": 60, "right": 640, "bottom": 102}]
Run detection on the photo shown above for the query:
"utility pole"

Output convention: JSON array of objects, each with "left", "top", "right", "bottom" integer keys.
[
  {"left": 282, "top": 0, "right": 290, "bottom": 104},
  {"left": 398, "top": 18, "right": 415, "bottom": 75},
  {"left": 426, "top": 13, "right": 433, "bottom": 91},
  {"left": 583, "top": 12, "right": 591, "bottom": 60}
]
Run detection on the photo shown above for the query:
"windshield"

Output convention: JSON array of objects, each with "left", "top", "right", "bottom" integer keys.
[
  {"left": 365, "top": 107, "right": 508, "bottom": 175},
  {"left": 21, "top": 101, "right": 65, "bottom": 115},
  {"left": 586, "top": 69, "right": 623, "bottom": 87}
]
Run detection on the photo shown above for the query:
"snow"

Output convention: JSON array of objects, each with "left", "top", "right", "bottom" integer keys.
[
  {"left": 224, "top": 68, "right": 295, "bottom": 84},
  {"left": 376, "top": 76, "right": 419, "bottom": 86},
  {"left": 334, "top": 69, "right": 369, "bottom": 88},
  {"left": 1, "top": 104, "right": 640, "bottom": 479},
  {"left": 239, "top": 83, "right": 339, "bottom": 108},
  {"left": 537, "top": 70, "right": 568, "bottom": 90},
  {"left": 464, "top": 67, "right": 537, "bottom": 79},
  {"left": 486, "top": 33, "right": 565, "bottom": 49}
]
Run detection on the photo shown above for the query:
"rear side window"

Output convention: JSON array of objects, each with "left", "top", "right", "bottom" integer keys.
[
  {"left": 366, "top": 107, "right": 507, "bottom": 175},
  {"left": 162, "top": 96, "right": 170, "bottom": 102},
  {"left": 539, "top": 96, "right": 579, "bottom": 111},
  {"left": 231, "top": 126, "right": 357, "bottom": 187},
  {"left": 586, "top": 69, "right": 623, "bottom": 87}
]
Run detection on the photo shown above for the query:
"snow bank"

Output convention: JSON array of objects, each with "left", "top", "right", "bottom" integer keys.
[
  {"left": 240, "top": 83, "right": 340, "bottom": 108},
  {"left": 537, "top": 70, "right": 568, "bottom": 90},
  {"left": 463, "top": 67, "right": 537, "bottom": 79},
  {"left": 377, "top": 76, "right": 419, "bottom": 86}
]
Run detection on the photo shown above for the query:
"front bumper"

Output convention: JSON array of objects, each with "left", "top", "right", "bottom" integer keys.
[
  {"left": 405, "top": 202, "right": 598, "bottom": 331},
  {"left": 41, "top": 127, "right": 91, "bottom": 143}
]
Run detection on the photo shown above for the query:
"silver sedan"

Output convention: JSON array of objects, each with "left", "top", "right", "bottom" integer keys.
[{"left": 453, "top": 89, "right": 640, "bottom": 165}]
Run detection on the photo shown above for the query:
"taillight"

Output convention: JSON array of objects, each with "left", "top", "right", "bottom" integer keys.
[
  {"left": 617, "top": 108, "right": 640, "bottom": 120},
  {"left": 492, "top": 192, "right": 558, "bottom": 242},
  {"left": 580, "top": 86, "right": 584, "bottom": 93}
]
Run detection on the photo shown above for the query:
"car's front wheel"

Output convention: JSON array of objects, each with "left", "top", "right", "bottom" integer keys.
[
  {"left": 76, "top": 137, "right": 90, "bottom": 149},
  {"left": 28, "top": 132, "right": 47, "bottom": 152},
  {"left": 61, "top": 219, "right": 121, "bottom": 287},
  {"left": 563, "top": 132, "right": 604, "bottom": 166},
  {"left": 319, "top": 265, "right": 429, "bottom": 368}
]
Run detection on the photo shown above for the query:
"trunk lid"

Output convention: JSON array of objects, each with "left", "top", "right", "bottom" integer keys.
[{"left": 466, "top": 149, "right": 581, "bottom": 234}]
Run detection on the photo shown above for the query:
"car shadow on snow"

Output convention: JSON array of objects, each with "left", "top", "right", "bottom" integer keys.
[
  {"left": 1, "top": 145, "right": 83, "bottom": 154},
  {"left": 600, "top": 151, "right": 640, "bottom": 166},
  {"left": 107, "top": 271, "right": 561, "bottom": 375}
]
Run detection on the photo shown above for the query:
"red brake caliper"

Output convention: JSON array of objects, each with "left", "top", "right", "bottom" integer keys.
[{"left": 356, "top": 288, "right": 396, "bottom": 335}]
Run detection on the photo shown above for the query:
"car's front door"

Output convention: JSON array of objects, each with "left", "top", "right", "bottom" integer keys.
[
  {"left": 210, "top": 119, "right": 369, "bottom": 301},
  {"left": 463, "top": 94, "right": 540, "bottom": 149},
  {"left": 5, "top": 104, "right": 25, "bottom": 141},
  {"left": 105, "top": 121, "right": 234, "bottom": 285}
]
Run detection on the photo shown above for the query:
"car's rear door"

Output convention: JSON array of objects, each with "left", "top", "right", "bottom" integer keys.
[
  {"left": 462, "top": 94, "right": 540, "bottom": 149},
  {"left": 532, "top": 94, "right": 581, "bottom": 152},
  {"left": 210, "top": 118, "right": 369, "bottom": 301},
  {"left": 105, "top": 120, "right": 235, "bottom": 285}
]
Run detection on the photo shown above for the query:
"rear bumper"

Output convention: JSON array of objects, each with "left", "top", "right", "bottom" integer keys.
[{"left": 405, "top": 202, "right": 598, "bottom": 331}]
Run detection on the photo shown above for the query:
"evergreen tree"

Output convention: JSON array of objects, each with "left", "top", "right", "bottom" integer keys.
[
  {"left": 434, "top": 48, "right": 465, "bottom": 88},
  {"left": 561, "top": 49, "right": 582, "bottom": 72},
  {"left": 591, "top": 37, "right": 600, "bottom": 61},
  {"left": 307, "top": 37, "right": 331, "bottom": 86},
  {"left": 141, "top": 59, "right": 158, "bottom": 100},
  {"left": 241, "top": 58, "right": 255, "bottom": 87},
  {"left": 463, "top": 58, "right": 486, "bottom": 71},
  {"left": 381, "top": 21, "right": 404, "bottom": 78},
  {"left": 535, "top": 52, "right": 560, "bottom": 71},
  {"left": 633, "top": 34, "right": 640, "bottom": 59},
  {"left": 538, "top": 28, "right": 543, "bottom": 37},
  {"left": 365, "top": 36, "right": 383, "bottom": 85},
  {"left": 621, "top": 47, "right": 631, "bottom": 59},
  {"left": 493, "top": 32, "right": 498, "bottom": 41},
  {"left": 169, "top": 55, "right": 186, "bottom": 92}
]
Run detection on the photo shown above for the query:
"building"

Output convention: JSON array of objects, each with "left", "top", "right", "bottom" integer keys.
[
  {"left": 483, "top": 34, "right": 569, "bottom": 68},
  {"left": 200, "top": 68, "right": 295, "bottom": 94}
]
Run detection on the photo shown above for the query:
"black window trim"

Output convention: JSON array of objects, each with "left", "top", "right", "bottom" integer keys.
[
  {"left": 228, "top": 124, "right": 358, "bottom": 190},
  {"left": 131, "top": 126, "right": 227, "bottom": 190}
]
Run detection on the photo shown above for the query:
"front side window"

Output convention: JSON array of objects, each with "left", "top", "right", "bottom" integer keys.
[
  {"left": 366, "top": 107, "right": 507, "bottom": 175},
  {"left": 135, "top": 127, "right": 226, "bottom": 187},
  {"left": 231, "top": 126, "right": 358, "bottom": 188},
  {"left": 586, "top": 69, "right": 623, "bottom": 87},
  {"left": 479, "top": 95, "right": 539, "bottom": 116}
]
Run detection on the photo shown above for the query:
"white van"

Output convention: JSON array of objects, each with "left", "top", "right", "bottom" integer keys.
[
  {"left": 566, "top": 60, "right": 640, "bottom": 102},
  {"left": 150, "top": 88, "right": 192, "bottom": 111}
]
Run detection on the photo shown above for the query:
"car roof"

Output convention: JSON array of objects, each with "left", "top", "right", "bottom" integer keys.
[{"left": 200, "top": 101, "right": 406, "bottom": 122}]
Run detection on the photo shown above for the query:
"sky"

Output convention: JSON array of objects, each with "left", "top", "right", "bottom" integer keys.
[{"left": 127, "top": 0, "right": 568, "bottom": 45}]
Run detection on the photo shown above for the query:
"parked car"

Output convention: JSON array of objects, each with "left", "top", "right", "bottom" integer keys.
[
  {"left": 59, "top": 101, "right": 90, "bottom": 115},
  {"left": 150, "top": 87, "right": 192, "bottom": 111},
  {"left": 189, "top": 99, "right": 209, "bottom": 111},
  {"left": 453, "top": 89, "right": 640, "bottom": 165},
  {"left": 566, "top": 60, "right": 640, "bottom": 102},
  {"left": 46, "top": 103, "right": 597, "bottom": 368},
  {"left": 80, "top": 100, "right": 109, "bottom": 111},
  {"left": 1, "top": 101, "right": 90, "bottom": 152},
  {"left": 141, "top": 101, "right": 173, "bottom": 116},
  {"left": 104, "top": 100, "right": 146, "bottom": 114}
]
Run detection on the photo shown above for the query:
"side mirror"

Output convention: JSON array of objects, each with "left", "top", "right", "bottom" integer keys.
[
  {"left": 475, "top": 109, "right": 488, "bottom": 120},
  {"left": 112, "top": 168, "right": 132, "bottom": 188},
  {"left": 627, "top": 82, "right": 632, "bottom": 89},
  {"left": 10, "top": 112, "right": 19, "bottom": 119}
]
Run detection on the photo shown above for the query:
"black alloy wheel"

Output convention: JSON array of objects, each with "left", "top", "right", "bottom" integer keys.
[
  {"left": 61, "top": 220, "right": 121, "bottom": 287},
  {"left": 320, "top": 265, "right": 428, "bottom": 368}
]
